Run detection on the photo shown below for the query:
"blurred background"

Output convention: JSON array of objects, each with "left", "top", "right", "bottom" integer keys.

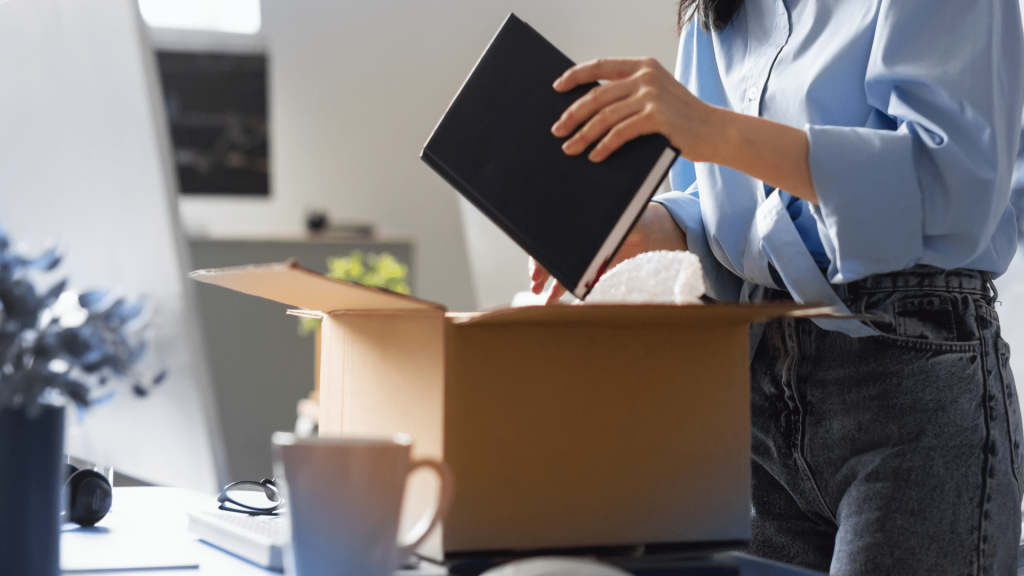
[
  {"left": 6, "top": 0, "right": 1024, "bottom": 499},
  {"left": 0, "top": 0, "right": 682, "bottom": 491}
]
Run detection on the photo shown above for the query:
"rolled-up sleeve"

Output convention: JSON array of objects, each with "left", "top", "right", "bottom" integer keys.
[
  {"left": 653, "top": 184, "right": 744, "bottom": 301},
  {"left": 808, "top": 0, "right": 1024, "bottom": 283}
]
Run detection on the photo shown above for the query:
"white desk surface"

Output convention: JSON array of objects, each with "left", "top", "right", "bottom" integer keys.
[{"left": 61, "top": 487, "right": 823, "bottom": 576}]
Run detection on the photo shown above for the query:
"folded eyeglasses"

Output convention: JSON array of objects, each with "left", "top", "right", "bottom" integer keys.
[{"left": 217, "top": 478, "right": 284, "bottom": 516}]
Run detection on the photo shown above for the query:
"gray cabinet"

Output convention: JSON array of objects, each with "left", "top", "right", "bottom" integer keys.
[{"left": 188, "top": 238, "right": 413, "bottom": 482}]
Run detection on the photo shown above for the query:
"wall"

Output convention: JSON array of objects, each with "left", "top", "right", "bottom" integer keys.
[
  {"left": 992, "top": 0, "right": 1024, "bottom": 419},
  {"left": 177, "top": 0, "right": 682, "bottom": 311},
  {"left": 994, "top": 254, "right": 1024, "bottom": 410}
]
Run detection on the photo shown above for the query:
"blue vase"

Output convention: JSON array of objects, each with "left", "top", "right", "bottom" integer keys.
[{"left": 0, "top": 405, "right": 64, "bottom": 576}]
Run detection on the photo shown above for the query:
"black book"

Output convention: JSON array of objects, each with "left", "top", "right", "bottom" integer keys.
[{"left": 421, "top": 13, "right": 678, "bottom": 300}]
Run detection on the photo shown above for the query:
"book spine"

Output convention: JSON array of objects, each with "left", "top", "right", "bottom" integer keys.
[{"left": 573, "top": 146, "right": 680, "bottom": 300}]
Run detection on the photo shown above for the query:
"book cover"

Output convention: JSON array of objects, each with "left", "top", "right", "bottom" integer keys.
[{"left": 421, "top": 13, "right": 678, "bottom": 300}]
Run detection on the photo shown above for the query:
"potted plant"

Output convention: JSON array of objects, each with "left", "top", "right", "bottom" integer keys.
[
  {"left": 297, "top": 250, "right": 411, "bottom": 335},
  {"left": 0, "top": 223, "right": 163, "bottom": 576}
]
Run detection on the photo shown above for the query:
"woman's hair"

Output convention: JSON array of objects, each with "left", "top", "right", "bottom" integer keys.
[{"left": 677, "top": 0, "right": 744, "bottom": 33}]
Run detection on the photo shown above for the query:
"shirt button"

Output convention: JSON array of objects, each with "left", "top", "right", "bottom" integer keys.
[{"left": 748, "top": 86, "right": 760, "bottom": 100}]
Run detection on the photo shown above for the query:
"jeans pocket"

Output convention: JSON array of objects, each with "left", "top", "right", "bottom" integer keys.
[
  {"left": 860, "top": 292, "right": 978, "bottom": 352},
  {"left": 894, "top": 296, "right": 957, "bottom": 341},
  {"left": 996, "top": 338, "right": 1024, "bottom": 497}
]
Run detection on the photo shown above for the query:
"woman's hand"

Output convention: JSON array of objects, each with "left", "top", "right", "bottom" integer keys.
[
  {"left": 529, "top": 202, "right": 688, "bottom": 304},
  {"left": 552, "top": 57, "right": 818, "bottom": 204},
  {"left": 552, "top": 58, "right": 718, "bottom": 164}
]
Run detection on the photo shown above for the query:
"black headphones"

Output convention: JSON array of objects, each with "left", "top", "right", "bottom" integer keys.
[{"left": 62, "top": 464, "right": 113, "bottom": 527}]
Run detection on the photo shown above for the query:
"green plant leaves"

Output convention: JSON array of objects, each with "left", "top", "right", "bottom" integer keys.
[{"left": 297, "top": 250, "right": 411, "bottom": 336}]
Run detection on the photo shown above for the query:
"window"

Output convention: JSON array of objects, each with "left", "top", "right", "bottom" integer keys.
[{"left": 138, "top": 0, "right": 261, "bottom": 35}]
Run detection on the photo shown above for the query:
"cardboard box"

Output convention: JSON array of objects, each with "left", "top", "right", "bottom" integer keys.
[{"left": 191, "top": 260, "right": 820, "bottom": 556}]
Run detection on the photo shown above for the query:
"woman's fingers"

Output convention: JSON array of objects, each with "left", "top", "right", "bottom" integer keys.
[
  {"left": 529, "top": 258, "right": 550, "bottom": 294},
  {"left": 529, "top": 258, "right": 570, "bottom": 304},
  {"left": 552, "top": 79, "right": 635, "bottom": 138},
  {"left": 589, "top": 107, "right": 659, "bottom": 162},
  {"left": 562, "top": 97, "right": 645, "bottom": 156},
  {"left": 545, "top": 281, "right": 568, "bottom": 305},
  {"left": 551, "top": 57, "right": 687, "bottom": 161},
  {"left": 528, "top": 257, "right": 546, "bottom": 281},
  {"left": 553, "top": 58, "right": 646, "bottom": 92}
]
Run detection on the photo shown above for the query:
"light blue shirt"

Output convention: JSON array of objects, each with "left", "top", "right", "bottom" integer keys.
[{"left": 653, "top": 0, "right": 1024, "bottom": 336}]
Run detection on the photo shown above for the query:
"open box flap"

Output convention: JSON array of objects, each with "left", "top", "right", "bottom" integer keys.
[
  {"left": 189, "top": 260, "right": 445, "bottom": 313},
  {"left": 447, "top": 302, "right": 839, "bottom": 327}
]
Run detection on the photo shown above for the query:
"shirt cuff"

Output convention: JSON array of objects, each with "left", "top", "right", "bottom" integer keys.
[
  {"left": 652, "top": 189, "right": 744, "bottom": 301},
  {"left": 807, "top": 124, "right": 924, "bottom": 282}
]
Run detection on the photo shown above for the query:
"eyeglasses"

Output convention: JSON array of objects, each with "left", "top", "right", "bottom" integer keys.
[{"left": 217, "top": 478, "right": 284, "bottom": 516}]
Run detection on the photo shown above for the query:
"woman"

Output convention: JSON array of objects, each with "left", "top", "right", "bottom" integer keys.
[{"left": 529, "top": 1, "right": 1024, "bottom": 573}]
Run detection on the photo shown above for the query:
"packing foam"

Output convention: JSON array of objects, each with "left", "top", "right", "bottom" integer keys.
[{"left": 584, "top": 250, "right": 705, "bottom": 305}]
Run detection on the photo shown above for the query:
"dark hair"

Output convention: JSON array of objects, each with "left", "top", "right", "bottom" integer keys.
[{"left": 677, "top": 0, "right": 744, "bottom": 33}]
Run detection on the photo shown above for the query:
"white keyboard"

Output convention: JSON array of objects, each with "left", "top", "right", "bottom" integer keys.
[{"left": 188, "top": 510, "right": 289, "bottom": 572}]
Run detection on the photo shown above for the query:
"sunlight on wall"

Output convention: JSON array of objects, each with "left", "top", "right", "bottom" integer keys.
[{"left": 138, "top": 0, "right": 260, "bottom": 34}]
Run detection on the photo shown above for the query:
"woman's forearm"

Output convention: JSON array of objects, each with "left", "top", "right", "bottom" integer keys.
[{"left": 700, "top": 107, "right": 817, "bottom": 204}]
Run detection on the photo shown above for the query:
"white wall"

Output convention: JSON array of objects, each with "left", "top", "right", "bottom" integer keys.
[
  {"left": 994, "top": 255, "right": 1024, "bottom": 411},
  {"left": 178, "top": 0, "right": 682, "bottom": 311},
  {"left": 0, "top": 0, "right": 225, "bottom": 493}
]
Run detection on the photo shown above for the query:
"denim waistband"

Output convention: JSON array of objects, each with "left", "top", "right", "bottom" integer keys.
[{"left": 831, "top": 265, "right": 993, "bottom": 300}]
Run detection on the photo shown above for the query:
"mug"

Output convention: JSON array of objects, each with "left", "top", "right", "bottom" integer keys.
[{"left": 271, "top": 432, "right": 453, "bottom": 576}]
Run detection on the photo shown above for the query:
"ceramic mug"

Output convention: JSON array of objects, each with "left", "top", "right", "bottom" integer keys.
[{"left": 272, "top": 432, "right": 453, "bottom": 576}]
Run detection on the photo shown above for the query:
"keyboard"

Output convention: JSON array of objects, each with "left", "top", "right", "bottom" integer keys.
[{"left": 188, "top": 510, "right": 289, "bottom": 572}]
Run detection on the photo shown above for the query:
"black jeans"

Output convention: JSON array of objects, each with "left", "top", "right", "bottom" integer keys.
[{"left": 749, "top": 266, "right": 1023, "bottom": 575}]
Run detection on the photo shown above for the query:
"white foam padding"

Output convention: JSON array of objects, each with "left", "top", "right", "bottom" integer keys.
[{"left": 585, "top": 250, "right": 706, "bottom": 304}]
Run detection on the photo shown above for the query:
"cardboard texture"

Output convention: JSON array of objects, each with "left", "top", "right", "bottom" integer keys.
[{"left": 190, "top": 260, "right": 823, "bottom": 555}]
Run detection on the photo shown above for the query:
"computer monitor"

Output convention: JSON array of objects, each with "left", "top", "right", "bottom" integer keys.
[{"left": 0, "top": 0, "right": 227, "bottom": 493}]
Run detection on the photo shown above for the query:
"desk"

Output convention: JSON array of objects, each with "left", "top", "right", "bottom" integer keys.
[{"left": 63, "top": 487, "right": 824, "bottom": 576}]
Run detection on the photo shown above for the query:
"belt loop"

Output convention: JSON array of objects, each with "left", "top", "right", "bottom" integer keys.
[
  {"left": 986, "top": 274, "right": 999, "bottom": 305},
  {"left": 833, "top": 275, "right": 854, "bottom": 301}
]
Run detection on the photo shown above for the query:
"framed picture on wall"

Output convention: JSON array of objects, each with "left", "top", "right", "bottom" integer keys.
[{"left": 155, "top": 50, "right": 269, "bottom": 196}]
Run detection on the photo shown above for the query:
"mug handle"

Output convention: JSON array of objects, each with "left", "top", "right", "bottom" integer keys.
[{"left": 395, "top": 458, "right": 455, "bottom": 556}]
